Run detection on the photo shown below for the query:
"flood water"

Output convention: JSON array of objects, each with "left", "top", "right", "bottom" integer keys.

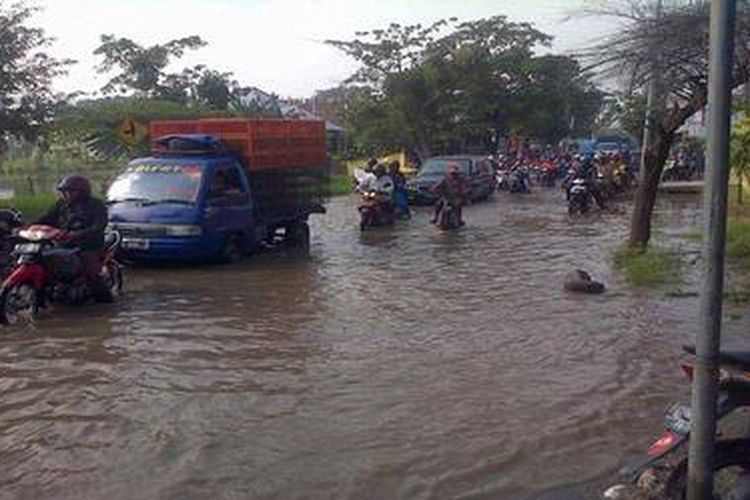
[{"left": 1, "top": 189, "right": 749, "bottom": 500}]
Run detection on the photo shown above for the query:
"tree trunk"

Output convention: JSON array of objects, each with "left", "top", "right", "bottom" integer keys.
[
  {"left": 628, "top": 132, "right": 675, "bottom": 248},
  {"left": 739, "top": 174, "right": 744, "bottom": 204}
]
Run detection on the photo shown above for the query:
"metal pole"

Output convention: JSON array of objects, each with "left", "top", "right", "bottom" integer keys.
[
  {"left": 639, "top": 0, "right": 663, "bottom": 185},
  {"left": 687, "top": 1, "right": 737, "bottom": 499}
]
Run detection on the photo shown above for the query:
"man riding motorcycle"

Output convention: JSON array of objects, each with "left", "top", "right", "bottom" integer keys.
[
  {"left": 570, "top": 157, "right": 607, "bottom": 209},
  {"left": 357, "top": 164, "right": 395, "bottom": 224},
  {"left": 35, "top": 174, "right": 113, "bottom": 303},
  {"left": 430, "top": 164, "right": 471, "bottom": 225}
]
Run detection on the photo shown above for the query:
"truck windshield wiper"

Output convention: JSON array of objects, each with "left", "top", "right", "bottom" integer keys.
[
  {"left": 141, "top": 199, "right": 195, "bottom": 206},
  {"left": 106, "top": 197, "right": 150, "bottom": 205}
]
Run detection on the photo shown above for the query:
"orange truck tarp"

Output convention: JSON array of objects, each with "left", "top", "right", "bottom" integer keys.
[{"left": 150, "top": 118, "right": 328, "bottom": 171}]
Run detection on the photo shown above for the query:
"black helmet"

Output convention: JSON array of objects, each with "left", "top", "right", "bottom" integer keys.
[
  {"left": 57, "top": 174, "right": 91, "bottom": 196},
  {"left": 373, "top": 164, "right": 386, "bottom": 176}
]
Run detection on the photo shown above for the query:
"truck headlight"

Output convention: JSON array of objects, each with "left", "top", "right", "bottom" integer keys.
[{"left": 165, "top": 225, "right": 202, "bottom": 236}]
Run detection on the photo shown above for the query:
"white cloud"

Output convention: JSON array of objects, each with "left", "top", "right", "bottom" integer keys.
[{"left": 33, "top": 0, "right": 616, "bottom": 98}]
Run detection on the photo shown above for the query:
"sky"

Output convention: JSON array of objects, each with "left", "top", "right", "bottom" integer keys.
[{"left": 33, "top": 0, "right": 618, "bottom": 99}]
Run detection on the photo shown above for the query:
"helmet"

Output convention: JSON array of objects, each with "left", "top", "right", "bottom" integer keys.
[
  {"left": 57, "top": 174, "right": 92, "bottom": 196},
  {"left": 373, "top": 164, "right": 386, "bottom": 177}
]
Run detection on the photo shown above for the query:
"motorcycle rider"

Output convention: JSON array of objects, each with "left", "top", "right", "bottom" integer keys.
[
  {"left": 357, "top": 163, "right": 395, "bottom": 214},
  {"left": 572, "top": 156, "right": 607, "bottom": 209},
  {"left": 36, "top": 174, "right": 113, "bottom": 303},
  {"left": 388, "top": 160, "right": 411, "bottom": 220},
  {"left": 430, "top": 163, "right": 470, "bottom": 225}
]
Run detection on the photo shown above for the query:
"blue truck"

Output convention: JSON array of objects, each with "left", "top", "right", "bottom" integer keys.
[{"left": 106, "top": 119, "right": 328, "bottom": 262}]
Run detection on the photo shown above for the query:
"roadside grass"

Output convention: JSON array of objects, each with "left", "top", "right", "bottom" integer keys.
[
  {"left": 614, "top": 246, "right": 682, "bottom": 286},
  {"left": 329, "top": 173, "right": 354, "bottom": 196},
  {"left": 0, "top": 193, "right": 57, "bottom": 222}
]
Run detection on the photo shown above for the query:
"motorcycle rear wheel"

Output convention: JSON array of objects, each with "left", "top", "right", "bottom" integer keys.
[
  {"left": 664, "top": 438, "right": 750, "bottom": 500},
  {"left": 0, "top": 283, "right": 38, "bottom": 325}
]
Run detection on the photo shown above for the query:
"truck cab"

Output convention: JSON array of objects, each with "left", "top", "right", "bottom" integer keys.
[
  {"left": 107, "top": 152, "right": 257, "bottom": 262},
  {"left": 107, "top": 131, "right": 326, "bottom": 262}
]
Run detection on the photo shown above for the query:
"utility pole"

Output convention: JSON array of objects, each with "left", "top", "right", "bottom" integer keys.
[
  {"left": 639, "top": 0, "right": 664, "bottom": 184},
  {"left": 687, "top": 0, "right": 737, "bottom": 499}
]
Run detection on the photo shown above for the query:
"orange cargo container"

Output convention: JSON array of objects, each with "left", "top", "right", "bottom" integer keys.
[{"left": 150, "top": 118, "right": 327, "bottom": 171}]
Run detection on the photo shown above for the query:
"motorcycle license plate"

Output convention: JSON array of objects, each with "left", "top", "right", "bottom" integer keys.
[
  {"left": 664, "top": 402, "right": 691, "bottom": 436},
  {"left": 122, "top": 238, "right": 149, "bottom": 250}
]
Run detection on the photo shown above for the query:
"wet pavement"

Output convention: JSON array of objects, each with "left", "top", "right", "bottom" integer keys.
[{"left": 1, "top": 189, "right": 748, "bottom": 500}]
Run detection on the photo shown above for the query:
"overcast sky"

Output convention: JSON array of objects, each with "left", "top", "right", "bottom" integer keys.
[{"left": 34, "top": 0, "right": 618, "bottom": 99}]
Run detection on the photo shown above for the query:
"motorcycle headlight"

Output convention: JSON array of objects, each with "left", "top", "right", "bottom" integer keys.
[
  {"left": 14, "top": 242, "right": 42, "bottom": 254},
  {"left": 165, "top": 225, "right": 202, "bottom": 236}
]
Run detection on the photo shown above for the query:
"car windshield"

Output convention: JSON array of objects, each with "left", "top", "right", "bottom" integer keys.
[
  {"left": 418, "top": 159, "right": 471, "bottom": 177},
  {"left": 107, "top": 163, "right": 203, "bottom": 204}
]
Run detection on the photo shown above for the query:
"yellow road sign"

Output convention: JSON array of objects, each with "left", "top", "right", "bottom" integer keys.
[{"left": 117, "top": 118, "right": 147, "bottom": 146}]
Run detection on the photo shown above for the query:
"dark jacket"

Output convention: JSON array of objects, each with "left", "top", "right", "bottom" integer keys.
[
  {"left": 431, "top": 175, "right": 471, "bottom": 206},
  {"left": 36, "top": 197, "right": 108, "bottom": 251}
]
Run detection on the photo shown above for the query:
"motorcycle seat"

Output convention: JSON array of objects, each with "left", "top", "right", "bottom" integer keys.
[{"left": 683, "top": 344, "right": 750, "bottom": 370}]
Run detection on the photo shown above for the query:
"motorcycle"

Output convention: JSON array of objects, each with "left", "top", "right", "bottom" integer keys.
[
  {"left": 616, "top": 345, "right": 750, "bottom": 500},
  {"left": 0, "top": 225, "right": 123, "bottom": 325},
  {"left": 436, "top": 200, "right": 462, "bottom": 230},
  {"left": 358, "top": 191, "right": 394, "bottom": 230},
  {"left": 508, "top": 169, "right": 531, "bottom": 194},
  {"left": 0, "top": 209, "right": 23, "bottom": 279},
  {"left": 568, "top": 178, "right": 591, "bottom": 215},
  {"left": 496, "top": 169, "right": 510, "bottom": 191}
]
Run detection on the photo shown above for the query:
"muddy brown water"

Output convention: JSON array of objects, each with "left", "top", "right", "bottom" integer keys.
[{"left": 1, "top": 190, "right": 749, "bottom": 500}]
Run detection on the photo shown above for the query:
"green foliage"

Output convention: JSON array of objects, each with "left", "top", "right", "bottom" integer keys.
[
  {"left": 614, "top": 246, "right": 682, "bottom": 286},
  {"left": 94, "top": 34, "right": 207, "bottom": 97},
  {"left": 0, "top": 1, "right": 74, "bottom": 153},
  {"left": 0, "top": 193, "right": 57, "bottom": 221},
  {"left": 53, "top": 97, "right": 225, "bottom": 158},
  {"left": 726, "top": 218, "right": 750, "bottom": 264},
  {"left": 328, "top": 174, "right": 354, "bottom": 196},
  {"left": 328, "top": 16, "right": 603, "bottom": 157},
  {"left": 731, "top": 113, "right": 750, "bottom": 200}
]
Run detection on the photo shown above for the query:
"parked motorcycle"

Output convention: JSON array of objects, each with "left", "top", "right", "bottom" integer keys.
[
  {"left": 568, "top": 178, "right": 591, "bottom": 215},
  {"left": 616, "top": 345, "right": 750, "bottom": 499},
  {"left": 0, "top": 225, "right": 123, "bottom": 325},
  {"left": 358, "top": 191, "right": 394, "bottom": 230}
]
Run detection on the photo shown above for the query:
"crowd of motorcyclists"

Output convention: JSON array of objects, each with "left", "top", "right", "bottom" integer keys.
[{"left": 355, "top": 143, "right": 639, "bottom": 228}]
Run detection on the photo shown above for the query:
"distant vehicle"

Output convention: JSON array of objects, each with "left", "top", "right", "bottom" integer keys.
[
  {"left": 405, "top": 156, "right": 496, "bottom": 205},
  {"left": 593, "top": 132, "right": 638, "bottom": 154},
  {"left": 107, "top": 119, "right": 328, "bottom": 263}
]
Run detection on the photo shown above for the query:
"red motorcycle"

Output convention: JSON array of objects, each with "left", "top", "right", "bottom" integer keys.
[{"left": 0, "top": 225, "right": 123, "bottom": 325}]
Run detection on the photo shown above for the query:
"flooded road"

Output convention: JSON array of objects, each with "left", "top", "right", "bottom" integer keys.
[{"left": 1, "top": 189, "right": 749, "bottom": 500}]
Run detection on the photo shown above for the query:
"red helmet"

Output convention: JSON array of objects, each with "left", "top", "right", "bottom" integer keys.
[{"left": 57, "top": 174, "right": 91, "bottom": 196}]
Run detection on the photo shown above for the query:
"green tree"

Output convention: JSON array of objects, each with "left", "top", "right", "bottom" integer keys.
[
  {"left": 731, "top": 112, "right": 750, "bottom": 205},
  {"left": 582, "top": 0, "right": 750, "bottom": 247},
  {"left": 0, "top": 1, "right": 73, "bottom": 153},
  {"left": 328, "top": 16, "right": 602, "bottom": 157},
  {"left": 93, "top": 34, "right": 206, "bottom": 97}
]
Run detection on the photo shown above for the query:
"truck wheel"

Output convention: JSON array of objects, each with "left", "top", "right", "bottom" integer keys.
[
  {"left": 285, "top": 222, "right": 310, "bottom": 255},
  {"left": 219, "top": 235, "right": 243, "bottom": 264}
]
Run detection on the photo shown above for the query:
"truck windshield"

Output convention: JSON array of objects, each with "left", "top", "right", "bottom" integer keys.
[{"left": 107, "top": 164, "right": 203, "bottom": 204}]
